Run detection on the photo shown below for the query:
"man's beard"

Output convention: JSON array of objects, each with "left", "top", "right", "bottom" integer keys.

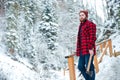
[{"left": 80, "top": 17, "right": 87, "bottom": 22}]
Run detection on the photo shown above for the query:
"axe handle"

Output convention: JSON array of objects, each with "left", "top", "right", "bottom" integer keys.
[{"left": 87, "top": 54, "right": 93, "bottom": 72}]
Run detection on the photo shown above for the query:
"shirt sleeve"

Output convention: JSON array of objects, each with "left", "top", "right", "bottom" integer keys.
[
  {"left": 76, "top": 25, "right": 81, "bottom": 56},
  {"left": 88, "top": 22, "right": 96, "bottom": 50},
  {"left": 76, "top": 36, "right": 80, "bottom": 56}
]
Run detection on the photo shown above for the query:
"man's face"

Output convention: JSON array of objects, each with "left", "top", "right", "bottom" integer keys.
[{"left": 79, "top": 12, "right": 86, "bottom": 22}]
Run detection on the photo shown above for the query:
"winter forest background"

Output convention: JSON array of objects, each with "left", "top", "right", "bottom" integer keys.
[{"left": 0, "top": 0, "right": 120, "bottom": 80}]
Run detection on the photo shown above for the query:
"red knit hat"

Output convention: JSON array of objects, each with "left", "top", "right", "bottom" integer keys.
[{"left": 80, "top": 10, "right": 88, "bottom": 18}]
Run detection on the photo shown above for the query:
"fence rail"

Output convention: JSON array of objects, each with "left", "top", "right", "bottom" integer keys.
[{"left": 64, "top": 38, "right": 120, "bottom": 80}]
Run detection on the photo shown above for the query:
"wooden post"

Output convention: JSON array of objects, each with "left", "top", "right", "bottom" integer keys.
[
  {"left": 108, "top": 39, "right": 113, "bottom": 57},
  {"left": 103, "top": 41, "right": 108, "bottom": 55},
  {"left": 114, "top": 50, "right": 116, "bottom": 57},
  {"left": 114, "top": 51, "right": 120, "bottom": 57},
  {"left": 67, "top": 56, "right": 76, "bottom": 80},
  {"left": 99, "top": 44, "right": 103, "bottom": 53},
  {"left": 99, "top": 42, "right": 109, "bottom": 63},
  {"left": 103, "top": 41, "right": 106, "bottom": 48},
  {"left": 94, "top": 54, "right": 99, "bottom": 73}
]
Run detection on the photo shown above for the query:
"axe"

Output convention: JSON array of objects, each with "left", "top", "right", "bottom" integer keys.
[{"left": 86, "top": 54, "right": 93, "bottom": 77}]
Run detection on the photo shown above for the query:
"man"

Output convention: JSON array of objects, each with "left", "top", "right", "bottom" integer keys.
[{"left": 72, "top": 10, "right": 96, "bottom": 80}]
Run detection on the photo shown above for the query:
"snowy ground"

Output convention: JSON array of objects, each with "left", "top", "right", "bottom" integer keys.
[
  {"left": 62, "top": 35, "right": 120, "bottom": 80},
  {"left": 0, "top": 53, "right": 39, "bottom": 80},
  {"left": 0, "top": 51, "right": 120, "bottom": 80},
  {"left": 96, "top": 55, "right": 120, "bottom": 80},
  {"left": 0, "top": 52, "right": 83, "bottom": 80},
  {"left": 62, "top": 55, "right": 120, "bottom": 80}
]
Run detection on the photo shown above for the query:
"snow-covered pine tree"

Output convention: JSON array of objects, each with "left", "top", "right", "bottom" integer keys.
[
  {"left": 38, "top": 0, "right": 60, "bottom": 70},
  {"left": 0, "top": 0, "right": 5, "bottom": 16},
  {"left": 15, "top": 0, "right": 38, "bottom": 67},
  {"left": 5, "top": 1, "right": 19, "bottom": 54},
  {"left": 5, "top": 0, "right": 38, "bottom": 67},
  {"left": 40, "top": 0, "right": 58, "bottom": 51},
  {"left": 101, "top": 0, "right": 120, "bottom": 40},
  {"left": 105, "top": 0, "right": 120, "bottom": 30}
]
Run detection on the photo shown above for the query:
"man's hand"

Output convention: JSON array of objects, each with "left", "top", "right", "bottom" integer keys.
[{"left": 89, "top": 49, "right": 94, "bottom": 56}]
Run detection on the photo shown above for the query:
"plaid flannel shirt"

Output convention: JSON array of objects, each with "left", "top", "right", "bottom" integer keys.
[{"left": 76, "top": 20, "right": 96, "bottom": 56}]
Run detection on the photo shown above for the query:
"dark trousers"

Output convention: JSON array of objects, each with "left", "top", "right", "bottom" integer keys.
[{"left": 78, "top": 53, "right": 95, "bottom": 80}]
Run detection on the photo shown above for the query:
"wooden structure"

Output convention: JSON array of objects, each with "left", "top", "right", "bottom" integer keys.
[
  {"left": 96, "top": 39, "right": 113, "bottom": 63},
  {"left": 93, "top": 39, "right": 113, "bottom": 73},
  {"left": 65, "top": 56, "right": 76, "bottom": 80},
  {"left": 93, "top": 54, "right": 99, "bottom": 73},
  {"left": 64, "top": 39, "right": 120, "bottom": 80},
  {"left": 114, "top": 50, "right": 120, "bottom": 57}
]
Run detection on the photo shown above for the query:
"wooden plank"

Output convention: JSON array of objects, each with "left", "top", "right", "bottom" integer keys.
[
  {"left": 94, "top": 54, "right": 99, "bottom": 73},
  {"left": 103, "top": 41, "right": 106, "bottom": 48},
  {"left": 99, "top": 44, "right": 103, "bottom": 53},
  {"left": 114, "top": 52, "right": 120, "bottom": 57},
  {"left": 68, "top": 56, "right": 76, "bottom": 80},
  {"left": 108, "top": 40, "right": 113, "bottom": 57},
  {"left": 99, "top": 42, "right": 109, "bottom": 63},
  {"left": 103, "top": 42, "right": 107, "bottom": 55},
  {"left": 96, "top": 39, "right": 111, "bottom": 46}
]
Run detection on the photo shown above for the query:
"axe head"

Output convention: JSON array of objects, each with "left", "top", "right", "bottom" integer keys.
[{"left": 86, "top": 71, "right": 93, "bottom": 77}]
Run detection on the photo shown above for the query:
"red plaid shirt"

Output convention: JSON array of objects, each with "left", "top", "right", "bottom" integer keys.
[{"left": 76, "top": 20, "right": 96, "bottom": 56}]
